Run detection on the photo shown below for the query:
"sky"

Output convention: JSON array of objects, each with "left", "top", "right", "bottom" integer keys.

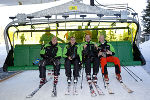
[
  {"left": 0, "top": 0, "right": 148, "bottom": 43},
  {"left": 0, "top": 0, "right": 147, "bottom": 27}
]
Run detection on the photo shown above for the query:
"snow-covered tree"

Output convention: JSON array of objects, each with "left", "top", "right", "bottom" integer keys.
[{"left": 142, "top": 0, "right": 150, "bottom": 34}]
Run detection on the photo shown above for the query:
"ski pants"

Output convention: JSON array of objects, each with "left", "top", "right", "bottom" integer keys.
[
  {"left": 64, "top": 58, "right": 80, "bottom": 78},
  {"left": 100, "top": 56, "right": 121, "bottom": 75},
  {"left": 84, "top": 57, "right": 100, "bottom": 76},
  {"left": 39, "top": 59, "right": 60, "bottom": 78}
]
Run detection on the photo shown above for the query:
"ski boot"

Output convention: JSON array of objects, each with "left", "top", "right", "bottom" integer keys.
[
  {"left": 67, "top": 77, "right": 71, "bottom": 84},
  {"left": 54, "top": 76, "right": 58, "bottom": 84},
  {"left": 92, "top": 75, "right": 98, "bottom": 83},
  {"left": 73, "top": 77, "right": 78, "bottom": 84},
  {"left": 86, "top": 75, "right": 92, "bottom": 83},
  {"left": 104, "top": 74, "right": 109, "bottom": 84},
  {"left": 116, "top": 74, "right": 122, "bottom": 81},
  {"left": 40, "top": 78, "right": 47, "bottom": 86}
]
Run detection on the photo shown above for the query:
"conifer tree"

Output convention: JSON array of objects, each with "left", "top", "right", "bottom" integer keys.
[{"left": 142, "top": 0, "right": 150, "bottom": 34}]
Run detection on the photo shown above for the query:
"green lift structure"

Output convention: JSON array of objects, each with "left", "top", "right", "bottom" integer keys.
[{"left": 3, "top": 0, "right": 146, "bottom": 71}]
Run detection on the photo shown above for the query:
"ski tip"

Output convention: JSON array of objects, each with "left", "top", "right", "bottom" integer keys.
[
  {"left": 91, "top": 94, "right": 97, "bottom": 97},
  {"left": 65, "top": 93, "right": 71, "bottom": 95},
  {"left": 128, "top": 90, "right": 134, "bottom": 93},
  {"left": 99, "top": 92, "right": 105, "bottom": 95},
  {"left": 51, "top": 94, "right": 57, "bottom": 97},
  {"left": 26, "top": 95, "right": 32, "bottom": 98},
  {"left": 109, "top": 92, "right": 115, "bottom": 94},
  {"left": 73, "top": 93, "right": 79, "bottom": 95}
]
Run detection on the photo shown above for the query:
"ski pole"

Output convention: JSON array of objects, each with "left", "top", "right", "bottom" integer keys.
[
  {"left": 124, "top": 65, "right": 143, "bottom": 82},
  {"left": 99, "top": 65, "right": 106, "bottom": 89},
  {"left": 81, "top": 63, "right": 84, "bottom": 89},
  {"left": 121, "top": 64, "right": 138, "bottom": 82},
  {"left": 115, "top": 41, "right": 138, "bottom": 82}
]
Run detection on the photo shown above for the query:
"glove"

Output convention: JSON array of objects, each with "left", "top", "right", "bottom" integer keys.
[
  {"left": 53, "top": 58, "right": 60, "bottom": 66},
  {"left": 40, "top": 54, "right": 49, "bottom": 59},
  {"left": 79, "top": 61, "right": 82, "bottom": 66}
]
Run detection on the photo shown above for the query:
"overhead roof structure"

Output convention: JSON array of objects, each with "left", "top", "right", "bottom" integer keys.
[{"left": 4, "top": 0, "right": 140, "bottom": 52}]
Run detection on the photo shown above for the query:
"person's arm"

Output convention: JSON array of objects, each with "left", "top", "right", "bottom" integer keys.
[
  {"left": 40, "top": 44, "right": 50, "bottom": 58},
  {"left": 55, "top": 46, "right": 62, "bottom": 59},
  {"left": 107, "top": 43, "right": 115, "bottom": 56},
  {"left": 63, "top": 45, "right": 68, "bottom": 58},
  {"left": 77, "top": 45, "right": 82, "bottom": 61}
]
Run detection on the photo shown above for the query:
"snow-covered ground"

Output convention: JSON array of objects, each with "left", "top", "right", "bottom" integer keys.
[
  {"left": 0, "top": 67, "right": 150, "bottom": 100},
  {"left": 0, "top": 43, "right": 7, "bottom": 68},
  {"left": 139, "top": 40, "right": 150, "bottom": 74},
  {"left": 0, "top": 40, "right": 150, "bottom": 100}
]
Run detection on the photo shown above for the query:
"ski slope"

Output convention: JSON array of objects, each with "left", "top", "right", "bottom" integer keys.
[
  {"left": 0, "top": 44, "right": 7, "bottom": 68},
  {"left": 0, "top": 66, "right": 150, "bottom": 100},
  {"left": 0, "top": 40, "right": 150, "bottom": 100}
]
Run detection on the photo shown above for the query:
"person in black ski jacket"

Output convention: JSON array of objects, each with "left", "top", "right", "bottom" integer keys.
[
  {"left": 39, "top": 36, "right": 62, "bottom": 85},
  {"left": 97, "top": 34, "right": 122, "bottom": 82},
  {"left": 63, "top": 37, "right": 82, "bottom": 84},
  {"left": 80, "top": 34, "right": 100, "bottom": 83}
]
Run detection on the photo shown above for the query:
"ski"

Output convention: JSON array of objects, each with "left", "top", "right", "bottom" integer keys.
[
  {"left": 73, "top": 82, "right": 78, "bottom": 95},
  {"left": 92, "top": 82, "right": 104, "bottom": 95},
  {"left": 88, "top": 81, "right": 97, "bottom": 97},
  {"left": 118, "top": 80, "right": 134, "bottom": 93},
  {"left": 26, "top": 77, "right": 53, "bottom": 98},
  {"left": 105, "top": 81, "right": 114, "bottom": 94},
  {"left": 65, "top": 82, "right": 71, "bottom": 95},
  {"left": 51, "top": 83, "right": 57, "bottom": 97}
]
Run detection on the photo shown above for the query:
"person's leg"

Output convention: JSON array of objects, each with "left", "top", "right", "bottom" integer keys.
[
  {"left": 85, "top": 58, "right": 91, "bottom": 75},
  {"left": 100, "top": 57, "right": 109, "bottom": 81},
  {"left": 39, "top": 59, "right": 48, "bottom": 84},
  {"left": 100, "top": 57, "right": 108, "bottom": 74},
  {"left": 85, "top": 58, "right": 91, "bottom": 81},
  {"left": 39, "top": 59, "right": 47, "bottom": 78},
  {"left": 64, "top": 58, "right": 72, "bottom": 83},
  {"left": 92, "top": 57, "right": 100, "bottom": 82},
  {"left": 53, "top": 59, "right": 61, "bottom": 84},
  {"left": 73, "top": 59, "right": 79, "bottom": 83},
  {"left": 106, "top": 56, "right": 121, "bottom": 74},
  {"left": 106, "top": 56, "right": 122, "bottom": 80}
]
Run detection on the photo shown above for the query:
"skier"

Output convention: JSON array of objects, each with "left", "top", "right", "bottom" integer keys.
[
  {"left": 97, "top": 33, "right": 122, "bottom": 82},
  {"left": 39, "top": 36, "right": 62, "bottom": 85},
  {"left": 63, "top": 36, "right": 82, "bottom": 84},
  {"left": 81, "top": 34, "right": 100, "bottom": 83}
]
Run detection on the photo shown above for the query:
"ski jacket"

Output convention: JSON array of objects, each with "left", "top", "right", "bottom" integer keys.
[
  {"left": 97, "top": 40, "right": 115, "bottom": 57},
  {"left": 63, "top": 42, "right": 82, "bottom": 61},
  {"left": 40, "top": 42, "right": 62, "bottom": 59},
  {"left": 80, "top": 41, "right": 98, "bottom": 58}
]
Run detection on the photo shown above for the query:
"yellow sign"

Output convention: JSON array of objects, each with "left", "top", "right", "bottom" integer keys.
[{"left": 69, "top": 6, "right": 77, "bottom": 10}]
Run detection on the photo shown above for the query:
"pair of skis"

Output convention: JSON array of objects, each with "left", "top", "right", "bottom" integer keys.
[
  {"left": 117, "top": 79, "right": 134, "bottom": 93},
  {"left": 26, "top": 76, "right": 53, "bottom": 98},
  {"left": 104, "top": 79, "right": 133, "bottom": 94},
  {"left": 65, "top": 82, "right": 78, "bottom": 95},
  {"left": 87, "top": 81, "right": 104, "bottom": 97},
  {"left": 104, "top": 81, "right": 115, "bottom": 94}
]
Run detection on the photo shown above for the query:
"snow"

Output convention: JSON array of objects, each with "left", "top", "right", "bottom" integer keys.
[
  {"left": 0, "top": 44, "right": 7, "bottom": 68},
  {"left": 139, "top": 40, "right": 150, "bottom": 74},
  {"left": 0, "top": 66, "right": 150, "bottom": 100}
]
